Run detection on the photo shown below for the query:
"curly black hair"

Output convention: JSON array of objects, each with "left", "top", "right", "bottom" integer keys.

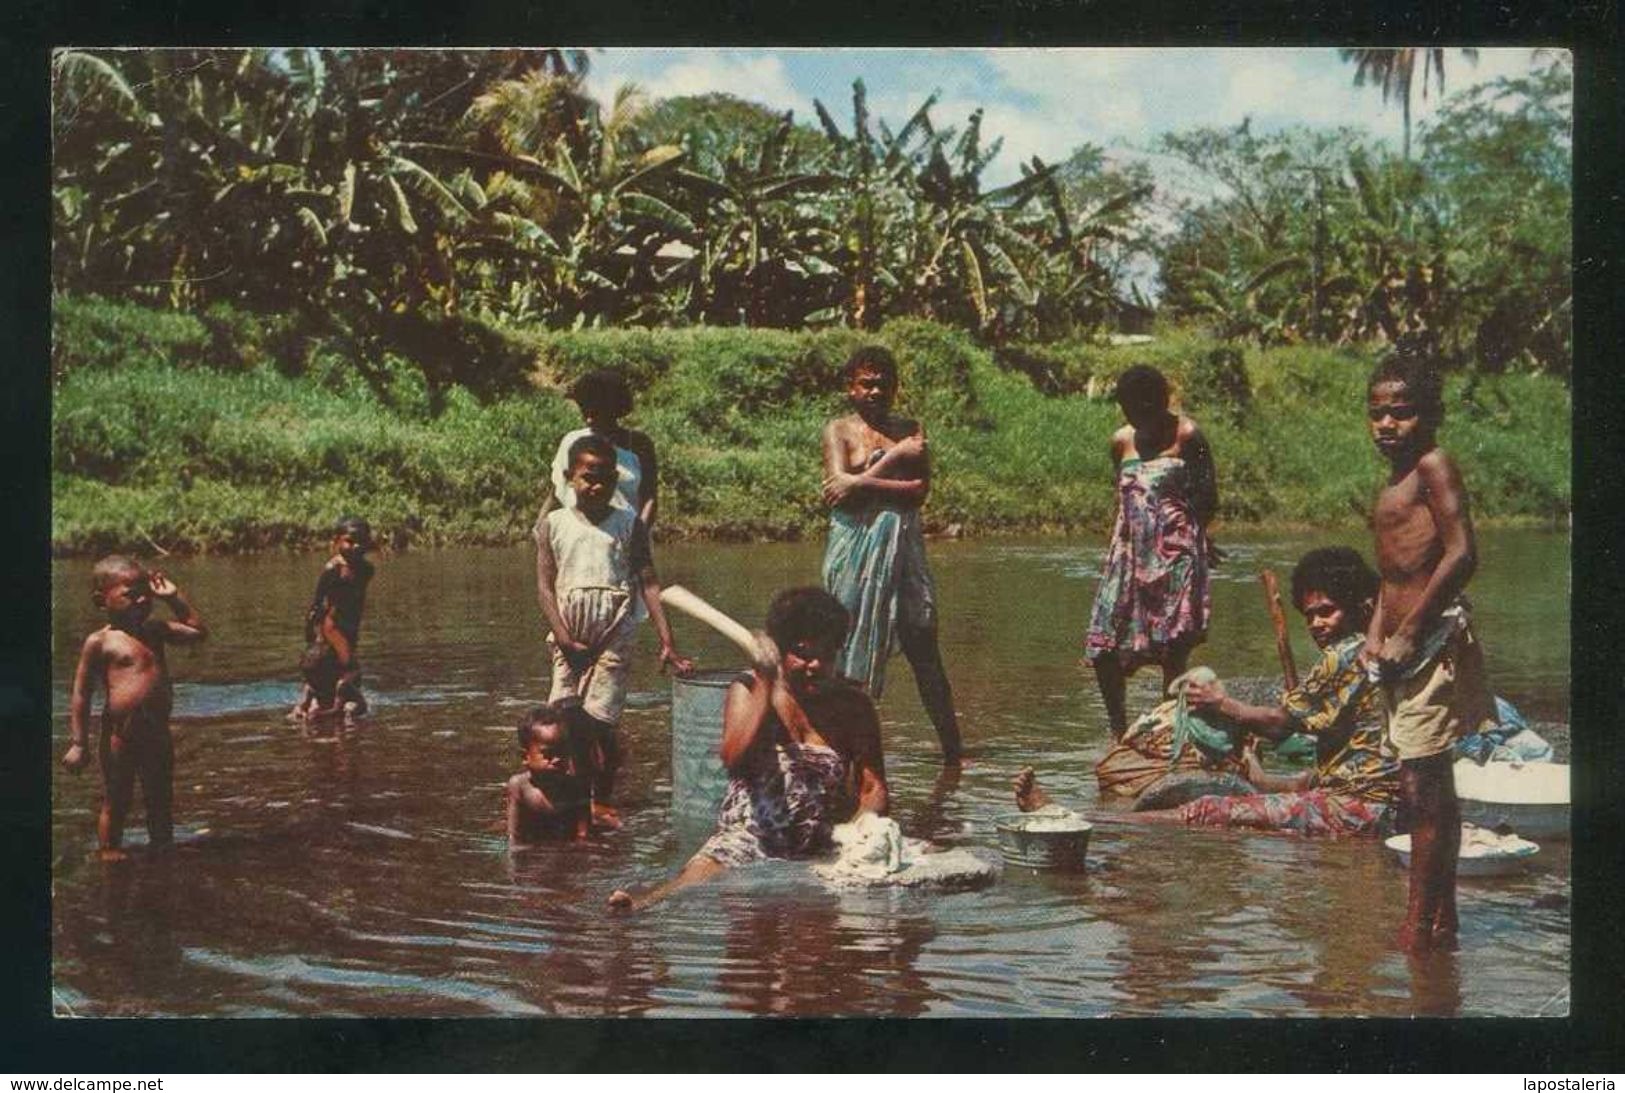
[
  {"left": 1114, "top": 364, "right": 1170, "bottom": 415},
  {"left": 841, "top": 345, "right": 899, "bottom": 385},
  {"left": 1369, "top": 346, "right": 1444, "bottom": 423},
  {"left": 569, "top": 368, "right": 635, "bottom": 419},
  {"left": 334, "top": 515, "right": 373, "bottom": 547},
  {"left": 765, "top": 586, "right": 851, "bottom": 649},
  {"left": 566, "top": 432, "right": 618, "bottom": 470},
  {"left": 516, "top": 702, "right": 574, "bottom": 748},
  {"left": 1290, "top": 546, "right": 1379, "bottom": 626},
  {"left": 91, "top": 553, "right": 143, "bottom": 592}
]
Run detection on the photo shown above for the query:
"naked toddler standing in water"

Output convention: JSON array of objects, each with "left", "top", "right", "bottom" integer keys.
[{"left": 63, "top": 556, "right": 207, "bottom": 860}]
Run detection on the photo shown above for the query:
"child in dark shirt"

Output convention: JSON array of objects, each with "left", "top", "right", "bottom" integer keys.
[{"left": 292, "top": 516, "right": 375, "bottom": 722}]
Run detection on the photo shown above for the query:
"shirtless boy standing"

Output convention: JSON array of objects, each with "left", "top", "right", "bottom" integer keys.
[
  {"left": 63, "top": 556, "right": 207, "bottom": 860},
  {"left": 1365, "top": 351, "right": 1495, "bottom": 952}
]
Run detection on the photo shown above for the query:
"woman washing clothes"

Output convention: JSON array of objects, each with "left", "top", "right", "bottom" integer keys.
[{"left": 608, "top": 588, "right": 889, "bottom": 911}]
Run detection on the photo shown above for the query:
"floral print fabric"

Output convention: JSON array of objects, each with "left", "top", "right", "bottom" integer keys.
[
  {"left": 699, "top": 687, "right": 851, "bottom": 866},
  {"left": 1085, "top": 456, "right": 1211, "bottom": 669},
  {"left": 1283, "top": 633, "right": 1398, "bottom": 804}
]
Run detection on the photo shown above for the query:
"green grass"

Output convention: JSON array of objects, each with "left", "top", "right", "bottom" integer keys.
[{"left": 50, "top": 296, "right": 1572, "bottom": 554}]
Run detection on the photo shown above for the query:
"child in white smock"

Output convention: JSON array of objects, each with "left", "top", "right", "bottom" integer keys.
[{"left": 534, "top": 433, "right": 692, "bottom": 828}]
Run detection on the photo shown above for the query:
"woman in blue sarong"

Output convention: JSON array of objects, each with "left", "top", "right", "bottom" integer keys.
[{"left": 819, "top": 346, "right": 964, "bottom": 765}]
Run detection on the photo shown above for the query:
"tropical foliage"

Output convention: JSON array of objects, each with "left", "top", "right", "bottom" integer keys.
[
  {"left": 1155, "top": 59, "right": 1570, "bottom": 373},
  {"left": 51, "top": 296, "right": 1570, "bottom": 553},
  {"left": 52, "top": 50, "right": 1152, "bottom": 346},
  {"left": 52, "top": 48, "right": 1570, "bottom": 375}
]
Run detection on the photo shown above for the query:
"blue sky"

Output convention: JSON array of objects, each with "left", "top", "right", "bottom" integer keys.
[{"left": 584, "top": 47, "right": 1560, "bottom": 186}]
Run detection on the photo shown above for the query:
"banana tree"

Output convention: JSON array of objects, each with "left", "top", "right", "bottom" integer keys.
[
  {"left": 811, "top": 80, "right": 943, "bottom": 328},
  {"left": 1326, "top": 150, "right": 1453, "bottom": 345},
  {"left": 453, "top": 78, "right": 693, "bottom": 326},
  {"left": 52, "top": 48, "right": 491, "bottom": 323},
  {"left": 662, "top": 108, "right": 843, "bottom": 325}
]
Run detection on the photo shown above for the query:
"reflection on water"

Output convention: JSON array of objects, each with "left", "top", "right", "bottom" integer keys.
[{"left": 50, "top": 530, "right": 1569, "bottom": 1016}]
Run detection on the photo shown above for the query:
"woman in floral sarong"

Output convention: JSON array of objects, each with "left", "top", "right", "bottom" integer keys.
[
  {"left": 608, "top": 588, "right": 889, "bottom": 911},
  {"left": 820, "top": 346, "right": 963, "bottom": 764},
  {"left": 1085, "top": 365, "right": 1219, "bottom": 737}
]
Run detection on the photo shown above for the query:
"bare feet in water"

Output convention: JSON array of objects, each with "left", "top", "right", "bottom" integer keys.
[
  {"left": 607, "top": 889, "right": 634, "bottom": 911},
  {"left": 1013, "top": 767, "right": 1052, "bottom": 812},
  {"left": 1241, "top": 741, "right": 1267, "bottom": 785},
  {"left": 591, "top": 802, "right": 623, "bottom": 831}
]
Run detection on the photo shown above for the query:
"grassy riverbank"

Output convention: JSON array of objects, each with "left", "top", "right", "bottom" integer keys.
[{"left": 51, "top": 297, "right": 1570, "bottom": 555}]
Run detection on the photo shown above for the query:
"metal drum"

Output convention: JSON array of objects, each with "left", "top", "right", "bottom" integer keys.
[
  {"left": 993, "top": 812, "right": 1093, "bottom": 871},
  {"left": 671, "top": 669, "right": 738, "bottom": 845}
]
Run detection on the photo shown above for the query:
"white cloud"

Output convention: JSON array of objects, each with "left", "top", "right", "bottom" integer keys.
[
  {"left": 581, "top": 45, "right": 1558, "bottom": 179},
  {"left": 1218, "top": 50, "right": 1368, "bottom": 129},
  {"left": 984, "top": 48, "right": 1148, "bottom": 103},
  {"left": 585, "top": 49, "right": 800, "bottom": 117}
]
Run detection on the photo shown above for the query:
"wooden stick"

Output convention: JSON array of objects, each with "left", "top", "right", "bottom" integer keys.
[
  {"left": 1259, "top": 568, "right": 1298, "bottom": 690},
  {"left": 660, "top": 585, "right": 757, "bottom": 656},
  {"left": 135, "top": 523, "right": 171, "bottom": 557}
]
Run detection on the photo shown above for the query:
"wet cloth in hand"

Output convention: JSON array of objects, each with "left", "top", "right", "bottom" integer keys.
[
  {"left": 1097, "top": 669, "right": 1244, "bottom": 799},
  {"left": 1120, "top": 667, "right": 1236, "bottom": 766}
]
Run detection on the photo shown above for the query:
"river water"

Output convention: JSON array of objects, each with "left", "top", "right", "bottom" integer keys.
[{"left": 50, "top": 529, "right": 1569, "bottom": 1017}]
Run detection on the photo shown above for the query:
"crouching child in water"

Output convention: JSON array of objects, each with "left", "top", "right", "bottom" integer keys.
[
  {"left": 1017, "top": 546, "right": 1400, "bottom": 837},
  {"left": 535, "top": 434, "right": 694, "bottom": 830},
  {"left": 506, "top": 703, "right": 592, "bottom": 845},
  {"left": 63, "top": 557, "right": 207, "bottom": 861},
  {"left": 609, "top": 587, "right": 890, "bottom": 911},
  {"left": 292, "top": 516, "right": 375, "bottom": 722},
  {"left": 1364, "top": 349, "right": 1494, "bottom": 953}
]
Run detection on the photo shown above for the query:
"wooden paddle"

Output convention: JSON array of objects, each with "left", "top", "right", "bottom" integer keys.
[
  {"left": 1258, "top": 568, "right": 1298, "bottom": 690},
  {"left": 660, "top": 585, "right": 758, "bottom": 657}
]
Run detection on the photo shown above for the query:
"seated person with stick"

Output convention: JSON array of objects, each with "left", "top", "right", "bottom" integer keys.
[{"left": 1022, "top": 547, "right": 1400, "bottom": 836}]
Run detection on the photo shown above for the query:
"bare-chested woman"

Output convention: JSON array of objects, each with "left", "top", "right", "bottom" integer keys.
[{"left": 820, "top": 346, "right": 963, "bottom": 765}]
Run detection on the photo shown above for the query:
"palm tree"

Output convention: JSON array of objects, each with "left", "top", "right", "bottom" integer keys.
[{"left": 1339, "top": 48, "right": 1479, "bottom": 159}]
